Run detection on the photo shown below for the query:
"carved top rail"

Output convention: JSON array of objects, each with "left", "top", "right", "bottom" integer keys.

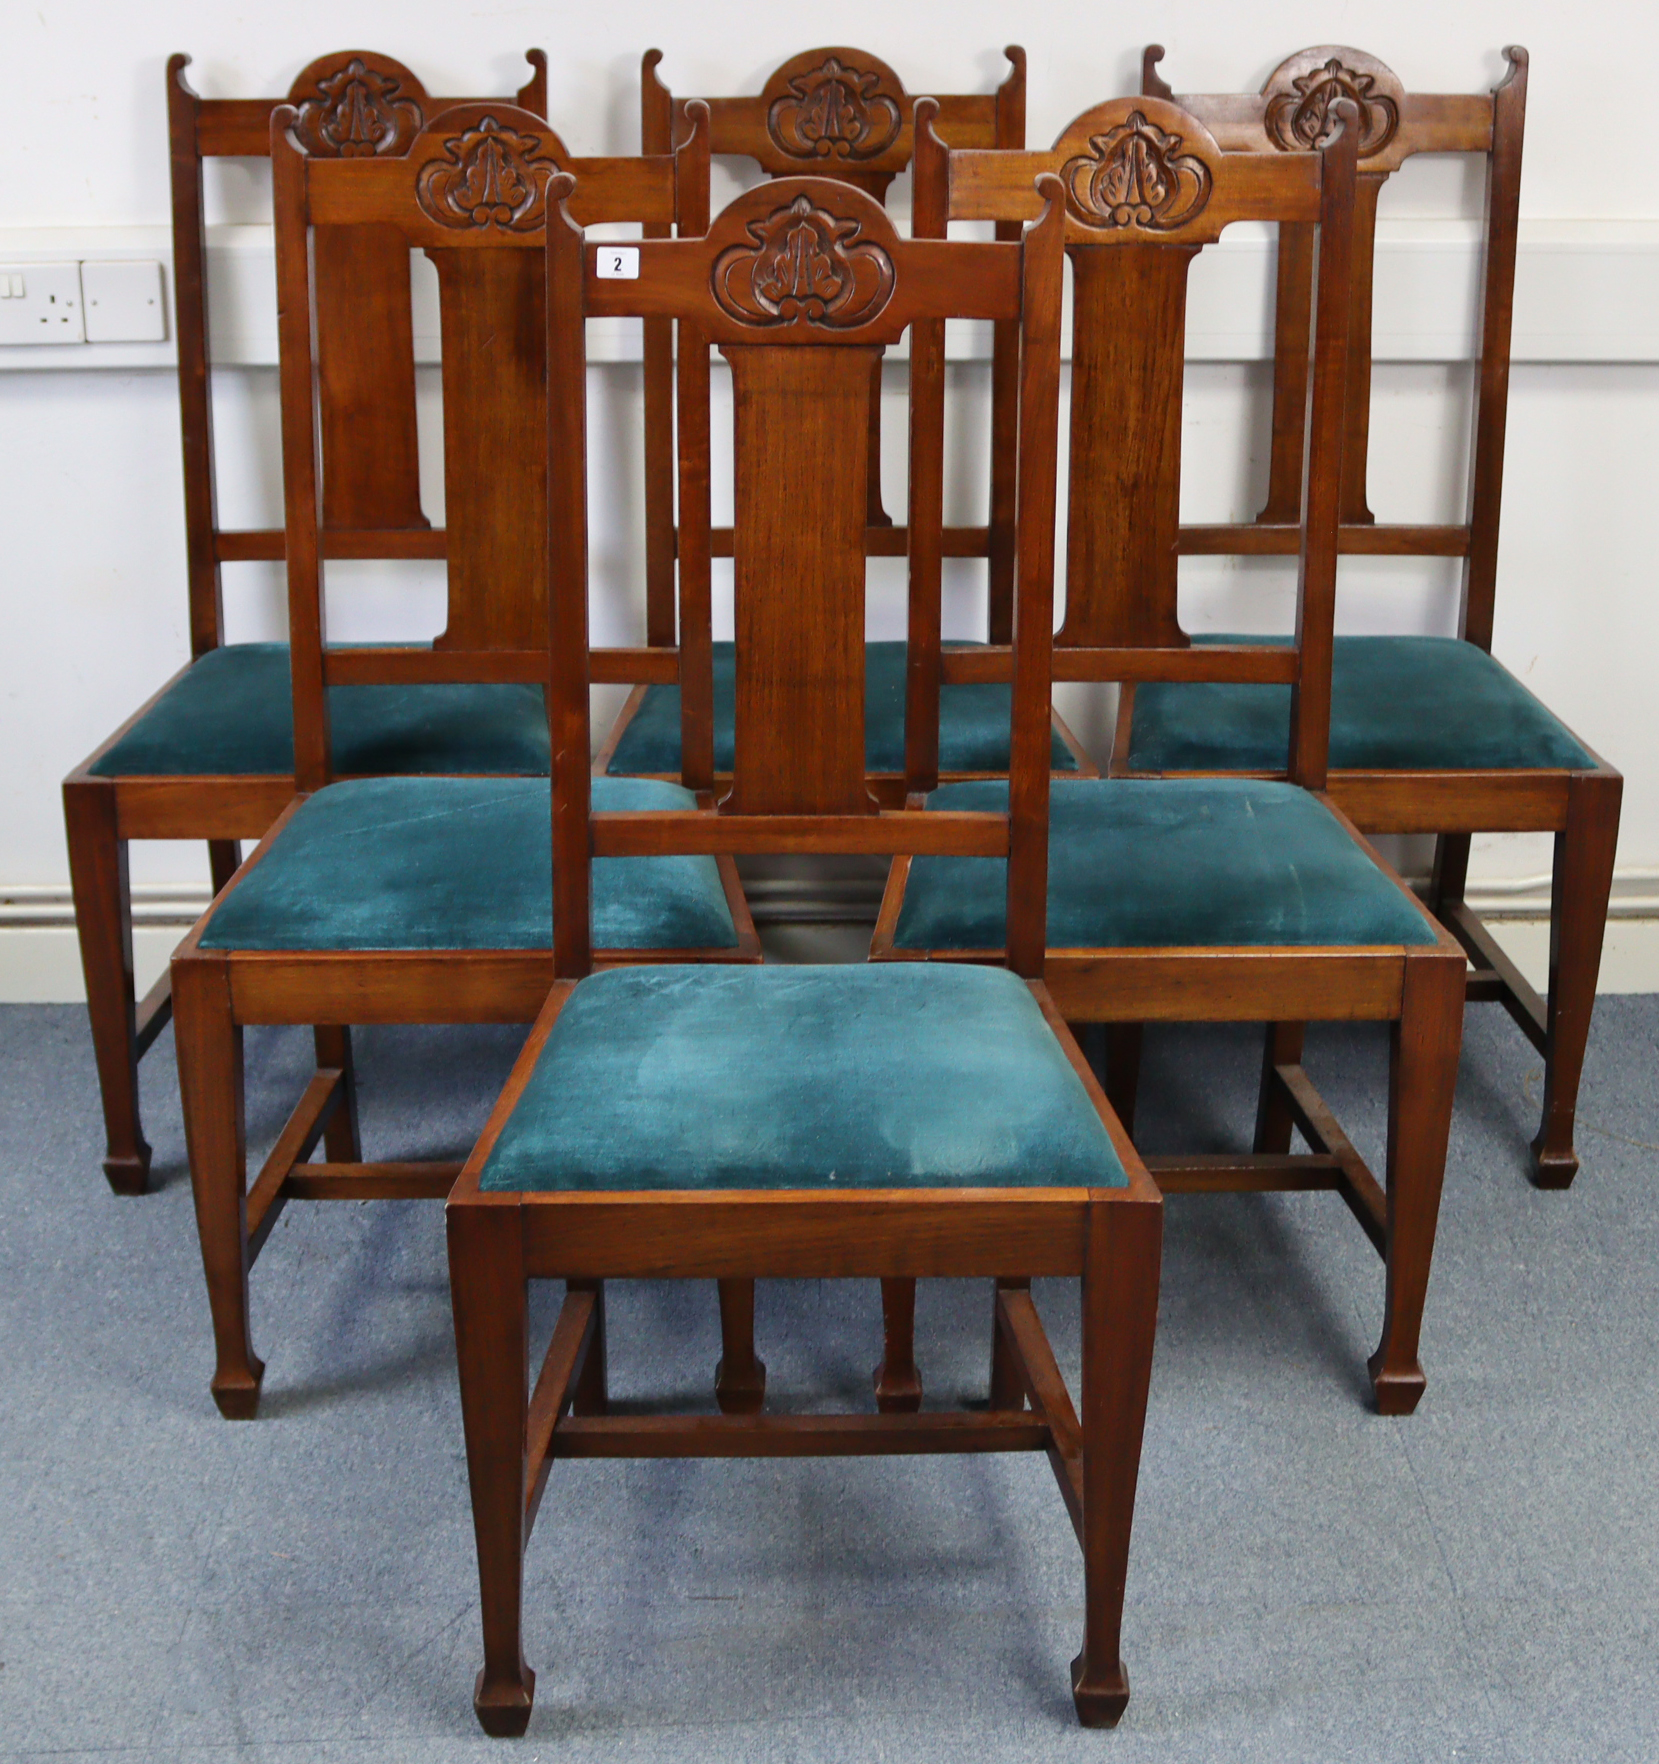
[
  {"left": 288, "top": 101, "right": 701, "bottom": 241},
  {"left": 580, "top": 176, "right": 1021, "bottom": 344},
  {"left": 644, "top": 44, "right": 1023, "bottom": 177},
  {"left": 932, "top": 96, "right": 1322, "bottom": 244},
  {"left": 176, "top": 48, "right": 548, "bottom": 157},
  {"left": 1140, "top": 43, "right": 1525, "bottom": 170}
]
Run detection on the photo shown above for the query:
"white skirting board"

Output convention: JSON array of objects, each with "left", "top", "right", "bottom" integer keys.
[{"left": 5, "top": 902, "right": 1659, "bottom": 1005}]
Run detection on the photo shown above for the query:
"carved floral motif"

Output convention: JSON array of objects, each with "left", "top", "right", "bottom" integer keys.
[
  {"left": 415, "top": 117, "right": 561, "bottom": 231},
  {"left": 1059, "top": 111, "right": 1213, "bottom": 231},
  {"left": 766, "top": 57, "right": 902, "bottom": 161},
  {"left": 713, "top": 195, "right": 896, "bottom": 329},
  {"left": 292, "top": 58, "right": 423, "bottom": 158},
  {"left": 1265, "top": 58, "right": 1400, "bottom": 157}
]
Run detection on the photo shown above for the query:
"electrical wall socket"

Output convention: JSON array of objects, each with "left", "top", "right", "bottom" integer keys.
[
  {"left": 82, "top": 260, "right": 167, "bottom": 343},
  {"left": 0, "top": 263, "right": 85, "bottom": 343}
]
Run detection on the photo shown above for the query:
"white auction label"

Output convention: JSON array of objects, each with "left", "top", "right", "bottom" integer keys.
[{"left": 595, "top": 247, "right": 640, "bottom": 280}]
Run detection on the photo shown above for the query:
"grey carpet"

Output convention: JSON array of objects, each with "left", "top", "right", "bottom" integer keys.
[{"left": 2, "top": 976, "right": 1656, "bottom": 1761}]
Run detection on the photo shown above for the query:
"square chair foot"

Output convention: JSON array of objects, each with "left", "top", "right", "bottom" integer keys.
[
  {"left": 1529, "top": 1140, "right": 1579, "bottom": 1191},
  {"left": 103, "top": 1149, "right": 152, "bottom": 1196},
  {"left": 1072, "top": 1653, "right": 1130, "bottom": 1728},
  {"left": 872, "top": 1358, "right": 923, "bottom": 1413},
  {"left": 1368, "top": 1355, "right": 1426, "bottom": 1417},
  {"left": 211, "top": 1360, "right": 265, "bottom": 1420},
  {"left": 474, "top": 1666, "right": 535, "bottom": 1737},
  {"left": 714, "top": 1355, "right": 766, "bottom": 1415}
]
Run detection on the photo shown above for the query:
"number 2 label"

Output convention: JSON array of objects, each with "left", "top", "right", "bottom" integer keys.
[{"left": 596, "top": 247, "right": 640, "bottom": 279}]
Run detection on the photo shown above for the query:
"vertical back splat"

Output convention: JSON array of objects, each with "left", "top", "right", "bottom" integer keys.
[{"left": 725, "top": 347, "right": 877, "bottom": 816}]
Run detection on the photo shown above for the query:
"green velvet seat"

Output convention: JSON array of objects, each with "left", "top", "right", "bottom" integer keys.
[
  {"left": 1127, "top": 635, "right": 1594, "bottom": 774},
  {"left": 200, "top": 776, "right": 736, "bottom": 953},
  {"left": 92, "top": 642, "right": 550, "bottom": 778},
  {"left": 893, "top": 778, "right": 1439, "bottom": 951},
  {"left": 603, "top": 641, "right": 1079, "bottom": 776},
  {"left": 479, "top": 963, "right": 1125, "bottom": 1193}
]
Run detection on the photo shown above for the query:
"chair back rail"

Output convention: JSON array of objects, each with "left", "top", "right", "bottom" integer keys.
[
  {"left": 272, "top": 99, "right": 707, "bottom": 789},
  {"left": 1143, "top": 44, "right": 1527, "bottom": 649},
  {"left": 547, "top": 175, "right": 1065, "bottom": 978},
  {"left": 910, "top": 96, "right": 1360, "bottom": 791},
  {"left": 168, "top": 50, "right": 548, "bottom": 659},
  {"left": 638, "top": 47, "right": 1027, "bottom": 644}
]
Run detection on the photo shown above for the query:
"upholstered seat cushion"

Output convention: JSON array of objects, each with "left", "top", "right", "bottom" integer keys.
[
  {"left": 479, "top": 963, "right": 1125, "bottom": 1193},
  {"left": 91, "top": 642, "right": 550, "bottom": 778},
  {"left": 893, "top": 778, "right": 1439, "bottom": 951},
  {"left": 1127, "top": 635, "right": 1595, "bottom": 773},
  {"left": 603, "top": 641, "right": 1079, "bottom": 776},
  {"left": 199, "top": 776, "right": 736, "bottom": 953}
]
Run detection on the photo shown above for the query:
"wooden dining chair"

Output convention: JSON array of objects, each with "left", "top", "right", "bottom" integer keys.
[
  {"left": 1119, "top": 46, "right": 1622, "bottom": 1188},
  {"left": 598, "top": 46, "right": 1092, "bottom": 800},
  {"left": 168, "top": 100, "right": 758, "bottom": 1420},
  {"left": 447, "top": 169, "right": 1163, "bottom": 1737},
  {"left": 875, "top": 97, "right": 1468, "bottom": 1418},
  {"left": 63, "top": 50, "right": 548, "bottom": 1197}
]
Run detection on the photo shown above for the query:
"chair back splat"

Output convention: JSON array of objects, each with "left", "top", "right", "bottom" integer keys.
[
  {"left": 168, "top": 50, "right": 548, "bottom": 659},
  {"left": 270, "top": 99, "right": 709, "bottom": 793},
  {"left": 910, "top": 95, "right": 1361, "bottom": 794},
  {"left": 639, "top": 48, "right": 1027, "bottom": 640},
  {"left": 548, "top": 169, "right": 1066, "bottom": 979},
  {"left": 1143, "top": 44, "right": 1528, "bottom": 650}
]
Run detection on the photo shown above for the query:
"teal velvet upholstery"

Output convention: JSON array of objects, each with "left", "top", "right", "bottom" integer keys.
[
  {"left": 1128, "top": 635, "right": 1595, "bottom": 774},
  {"left": 479, "top": 963, "right": 1125, "bottom": 1193},
  {"left": 199, "top": 776, "right": 736, "bottom": 952},
  {"left": 604, "top": 641, "right": 1079, "bottom": 776},
  {"left": 893, "top": 778, "right": 1439, "bottom": 951},
  {"left": 91, "top": 642, "right": 550, "bottom": 778}
]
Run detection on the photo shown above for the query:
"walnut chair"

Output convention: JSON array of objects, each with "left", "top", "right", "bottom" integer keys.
[
  {"left": 1118, "top": 46, "right": 1622, "bottom": 1188},
  {"left": 599, "top": 45, "right": 1093, "bottom": 801},
  {"left": 874, "top": 97, "right": 1467, "bottom": 1417},
  {"left": 446, "top": 170, "right": 1163, "bottom": 1736},
  {"left": 169, "top": 101, "right": 757, "bottom": 1420},
  {"left": 63, "top": 50, "right": 549, "bottom": 1196}
]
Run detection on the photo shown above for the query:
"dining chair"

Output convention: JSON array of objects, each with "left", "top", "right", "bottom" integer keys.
[
  {"left": 447, "top": 166, "right": 1163, "bottom": 1736},
  {"left": 875, "top": 95, "right": 1467, "bottom": 1417},
  {"left": 1120, "top": 45, "right": 1622, "bottom": 1188},
  {"left": 600, "top": 45, "right": 1092, "bottom": 798},
  {"left": 169, "top": 99, "right": 757, "bottom": 1420},
  {"left": 63, "top": 49, "right": 548, "bottom": 1195}
]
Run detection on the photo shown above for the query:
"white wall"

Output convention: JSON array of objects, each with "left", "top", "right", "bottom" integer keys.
[{"left": 3, "top": 0, "right": 1657, "bottom": 996}]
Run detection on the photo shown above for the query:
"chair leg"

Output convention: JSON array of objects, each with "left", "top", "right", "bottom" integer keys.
[
  {"left": 1531, "top": 772, "right": 1622, "bottom": 1189},
  {"left": 714, "top": 1278, "right": 766, "bottom": 1414},
  {"left": 1072, "top": 1194, "right": 1162, "bottom": 1729},
  {"left": 1429, "top": 832, "right": 1471, "bottom": 914},
  {"left": 1102, "top": 1024, "right": 1143, "bottom": 1139},
  {"left": 207, "top": 838, "right": 242, "bottom": 895},
  {"left": 1253, "top": 1022, "right": 1306, "bottom": 1155},
  {"left": 570, "top": 1279, "right": 608, "bottom": 1415},
  {"left": 63, "top": 779, "right": 151, "bottom": 1194},
  {"left": 312, "top": 1025, "right": 361, "bottom": 1162},
  {"left": 1368, "top": 951, "right": 1465, "bottom": 1416},
  {"left": 989, "top": 1276, "right": 1029, "bottom": 1411},
  {"left": 172, "top": 956, "right": 264, "bottom": 1418},
  {"left": 873, "top": 1277, "right": 923, "bottom": 1412},
  {"left": 448, "top": 1201, "right": 535, "bottom": 1737}
]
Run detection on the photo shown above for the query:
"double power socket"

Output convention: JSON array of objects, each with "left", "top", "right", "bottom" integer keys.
[{"left": 0, "top": 261, "right": 167, "bottom": 345}]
